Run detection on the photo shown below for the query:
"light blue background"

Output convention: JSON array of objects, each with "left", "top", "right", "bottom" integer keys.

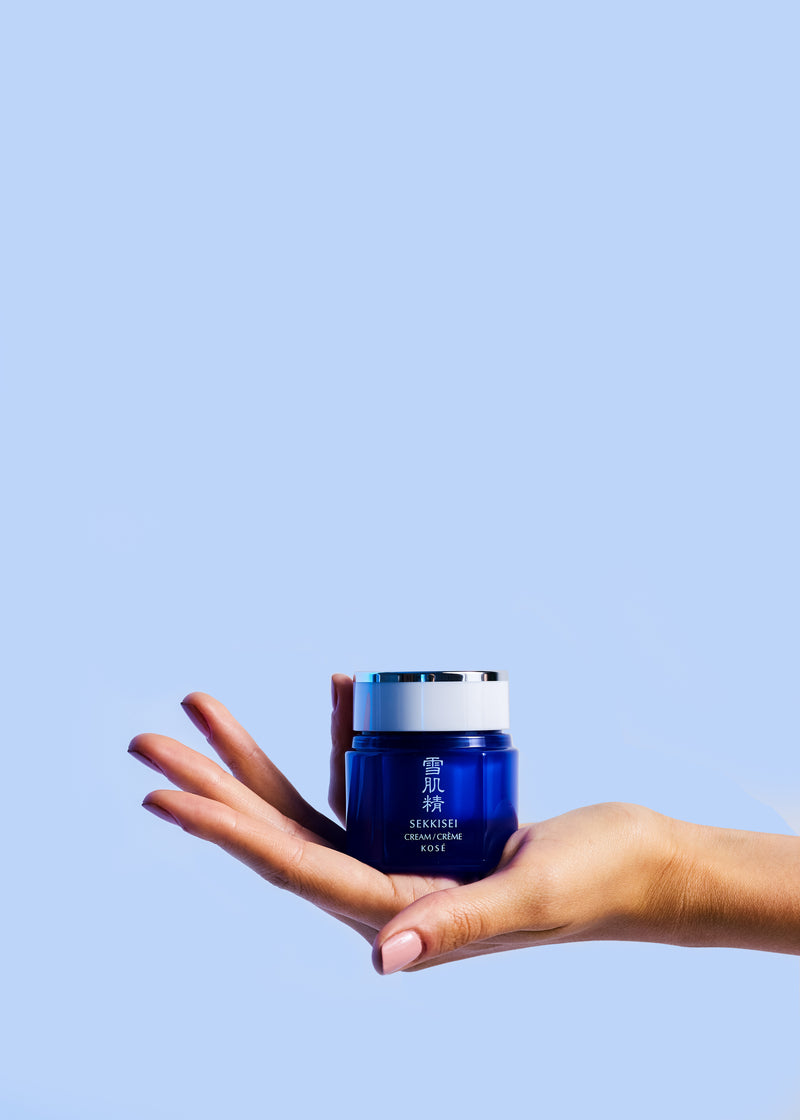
[{"left": 2, "top": 3, "right": 798, "bottom": 1118}]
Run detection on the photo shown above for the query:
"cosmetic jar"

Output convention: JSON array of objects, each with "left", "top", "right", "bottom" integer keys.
[{"left": 346, "top": 671, "right": 518, "bottom": 877}]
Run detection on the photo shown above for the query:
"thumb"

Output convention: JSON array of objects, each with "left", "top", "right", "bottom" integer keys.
[{"left": 372, "top": 866, "right": 529, "bottom": 974}]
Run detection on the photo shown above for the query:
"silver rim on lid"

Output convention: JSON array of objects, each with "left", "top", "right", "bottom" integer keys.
[{"left": 353, "top": 670, "right": 510, "bottom": 732}]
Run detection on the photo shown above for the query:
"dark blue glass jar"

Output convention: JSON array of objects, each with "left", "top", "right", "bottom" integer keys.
[{"left": 346, "top": 672, "right": 518, "bottom": 878}]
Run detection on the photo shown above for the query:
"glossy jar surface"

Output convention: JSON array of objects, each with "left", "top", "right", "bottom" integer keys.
[{"left": 346, "top": 730, "right": 518, "bottom": 877}]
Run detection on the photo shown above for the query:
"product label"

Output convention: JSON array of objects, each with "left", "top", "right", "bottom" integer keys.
[
  {"left": 347, "top": 738, "right": 516, "bottom": 873},
  {"left": 399, "top": 755, "right": 465, "bottom": 853}
]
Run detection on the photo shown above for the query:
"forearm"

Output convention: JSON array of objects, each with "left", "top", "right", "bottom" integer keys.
[{"left": 656, "top": 818, "right": 800, "bottom": 955}]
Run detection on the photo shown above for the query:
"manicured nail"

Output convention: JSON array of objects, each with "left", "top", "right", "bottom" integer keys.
[
  {"left": 143, "top": 801, "right": 181, "bottom": 826},
  {"left": 181, "top": 700, "right": 211, "bottom": 739},
  {"left": 380, "top": 930, "right": 423, "bottom": 974},
  {"left": 331, "top": 677, "right": 339, "bottom": 712},
  {"left": 128, "top": 748, "right": 165, "bottom": 775}
]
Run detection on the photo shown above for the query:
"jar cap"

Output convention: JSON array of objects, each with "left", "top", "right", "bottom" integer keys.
[{"left": 353, "top": 670, "right": 510, "bottom": 732}]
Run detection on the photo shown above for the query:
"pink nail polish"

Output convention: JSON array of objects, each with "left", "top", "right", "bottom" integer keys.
[
  {"left": 143, "top": 801, "right": 181, "bottom": 826},
  {"left": 181, "top": 700, "right": 211, "bottom": 739},
  {"left": 128, "top": 748, "right": 165, "bottom": 775},
  {"left": 380, "top": 930, "right": 423, "bottom": 974}
]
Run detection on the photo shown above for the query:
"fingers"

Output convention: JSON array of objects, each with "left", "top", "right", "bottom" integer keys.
[
  {"left": 328, "top": 673, "right": 354, "bottom": 824},
  {"left": 141, "top": 789, "right": 398, "bottom": 929},
  {"left": 372, "top": 844, "right": 551, "bottom": 974},
  {"left": 181, "top": 692, "right": 344, "bottom": 847},
  {"left": 129, "top": 732, "right": 327, "bottom": 846}
]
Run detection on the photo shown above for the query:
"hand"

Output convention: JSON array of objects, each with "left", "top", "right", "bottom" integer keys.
[
  {"left": 129, "top": 676, "right": 800, "bottom": 968},
  {"left": 129, "top": 677, "right": 684, "bottom": 972}
]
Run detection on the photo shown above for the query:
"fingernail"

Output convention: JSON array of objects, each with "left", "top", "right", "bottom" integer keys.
[
  {"left": 331, "top": 678, "right": 339, "bottom": 712},
  {"left": 380, "top": 930, "right": 423, "bottom": 974},
  {"left": 128, "top": 748, "right": 165, "bottom": 775},
  {"left": 181, "top": 700, "right": 211, "bottom": 739},
  {"left": 143, "top": 801, "right": 181, "bottom": 826}
]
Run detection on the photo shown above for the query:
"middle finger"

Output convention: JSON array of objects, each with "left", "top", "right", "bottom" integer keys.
[{"left": 129, "top": 733, "right": 334, "bottom": 847}]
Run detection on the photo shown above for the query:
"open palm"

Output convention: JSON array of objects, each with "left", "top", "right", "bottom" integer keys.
[
  {"left": 130, "top": 679, "right": 473, "bottom": 946},
  {"left": 130, "top": 676, "right": 676, "bottom": 971}
]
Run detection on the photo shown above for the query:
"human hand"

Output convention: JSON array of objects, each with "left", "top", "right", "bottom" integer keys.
[
  {"left": 129, "top": 678, "right": 472, "bottom": 955},
  {"left": 129, "top": 677, "right": 688, "bottom": 972}
]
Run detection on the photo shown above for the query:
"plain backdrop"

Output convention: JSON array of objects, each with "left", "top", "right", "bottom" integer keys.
[{"left": 1, "top": 3, "right": 799, "bottom": 1118}]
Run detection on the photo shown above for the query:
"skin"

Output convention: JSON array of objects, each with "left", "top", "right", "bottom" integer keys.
[{"left": 129, "top": 674, "right": 800, "bottom": 973}]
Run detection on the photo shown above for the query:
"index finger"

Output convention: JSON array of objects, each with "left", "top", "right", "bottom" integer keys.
[{"left": 144, "top": 788, "right": 398, "bottom": 929}]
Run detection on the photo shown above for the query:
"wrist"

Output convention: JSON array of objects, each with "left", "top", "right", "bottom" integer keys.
[{"left": 641, "top": 815, "right": 800, "bottom": 954}]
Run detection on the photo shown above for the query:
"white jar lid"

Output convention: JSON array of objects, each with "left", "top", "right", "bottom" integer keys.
[{"left": 353, "top": 671, "right": 510, "bottom": 732}]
